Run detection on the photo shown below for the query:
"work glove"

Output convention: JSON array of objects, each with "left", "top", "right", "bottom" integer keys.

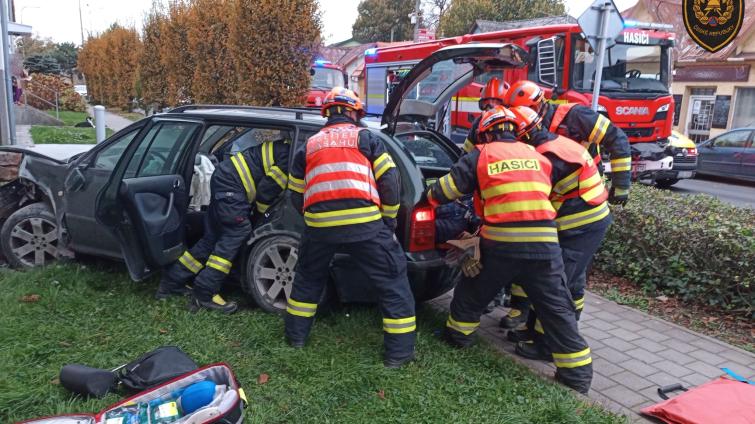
[
  {"left": 444, "top": 232, "right": 482, "bottom": 278},
  {"left": 608, "top": 185, "right": 630, "bottom": 206},
  {"left": 460, "top": 256, "right": 482, "bottom": 278}
]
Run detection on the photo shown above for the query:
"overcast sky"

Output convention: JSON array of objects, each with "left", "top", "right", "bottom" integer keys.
[{"left": 14, "top": 0, "right": 640, "bottom": 46}]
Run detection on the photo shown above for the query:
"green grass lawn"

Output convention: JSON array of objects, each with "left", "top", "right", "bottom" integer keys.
[
  {"left": 0, "top": 264, "right": 624, "bottom": 423},
  {"left": 29, "top": 126, "right": 114, "bottom": 144},
  {"left": 46, "top": 110, "right": 89, "bottom": 126}
]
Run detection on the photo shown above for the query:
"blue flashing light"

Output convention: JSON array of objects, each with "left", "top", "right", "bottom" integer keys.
[
  {"left": 365, "top": 47, "right": 377, "bottom": 57},
  {"left": 624, "top": 20, "right": 639, "bottom": 28},
  {"left": 314, "top": 59, "right": 331, "bottom": 66}
]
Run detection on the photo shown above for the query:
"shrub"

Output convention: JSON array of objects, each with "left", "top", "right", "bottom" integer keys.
[
  {"left": 594, "top": 184, "right": 754, "bottom": 316},
  {"left": 24, "top": 74, "right": 86, "bottom": 113}
]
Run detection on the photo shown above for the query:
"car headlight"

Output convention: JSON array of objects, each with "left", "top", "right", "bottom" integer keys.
[
  {"left": 657, "top": 104, "right": 670, "bottom": 113},
  {"left": 597, "top": 104, "right": 607, "bottom": 113}
]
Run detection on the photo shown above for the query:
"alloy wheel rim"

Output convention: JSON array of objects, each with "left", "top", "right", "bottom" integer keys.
[
  {"left": 10, "top": 217, "right": 58, "bottom": 267},
  {"left": 254, "top": 241, "right": 298, "bottom": 310}
]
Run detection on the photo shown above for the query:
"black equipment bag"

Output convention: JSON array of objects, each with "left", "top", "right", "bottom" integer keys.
[{"left": 59, "top": 346, "right": 197, "bottom": 398}]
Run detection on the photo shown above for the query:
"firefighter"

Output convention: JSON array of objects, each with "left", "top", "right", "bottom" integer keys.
[
  {"left": 508, "top": 106, "right": 612, "bottom": 360},
  {"left": 462, "top": 77, "right": 509, "bottom": 154},
  {"left": 502, "top": 80, "right": 631, "bottom": 330},
  {"left": 284, "top": 87, "right": 416, "bottom": 368},
  {"left": 157, "top": 136, "right": 291, "bottom": 314},
  {"left": 428, "top": 106, "right": 593, "bottom": 394}
]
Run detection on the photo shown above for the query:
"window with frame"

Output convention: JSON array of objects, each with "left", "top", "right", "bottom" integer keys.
[
  {"left": 92, "top": 128, "right": 141, "bottom": 171},
  {"left": 124, "top": 121, "right": 201, "bottom": 179},
  {"left": 714, "top": 130, "right": 751, "bottom": 148}
]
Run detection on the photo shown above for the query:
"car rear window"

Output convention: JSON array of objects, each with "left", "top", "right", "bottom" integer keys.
[{"left": 395, "top": 132, "right": 456, "bottom": 169}]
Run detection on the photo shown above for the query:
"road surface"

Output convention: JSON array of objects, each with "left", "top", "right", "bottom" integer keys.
[{"left": 668, "top": 176, "right": 755, "bottom": 209}]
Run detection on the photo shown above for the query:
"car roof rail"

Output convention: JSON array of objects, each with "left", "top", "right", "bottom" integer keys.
[{"left": 168, "top": 104, "right": 324, "bottom": 120}]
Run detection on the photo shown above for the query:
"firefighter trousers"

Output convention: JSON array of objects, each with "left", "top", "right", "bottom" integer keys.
[
  {"left": 284, "top": 225, "right": 416, "bottom": 361},
  {"left": 528, "top": 219, "right": 611, "bottom": 336},
  {"left": 164, "top": 176, "right": 252, "bottom": 301},
  {"left": 444, "top": 244, "right": 592, "bottom": 393}
]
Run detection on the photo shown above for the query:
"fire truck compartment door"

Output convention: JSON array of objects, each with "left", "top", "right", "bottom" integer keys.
[{"left": 381, "top": 43, "right": 527, "bottom": 133}]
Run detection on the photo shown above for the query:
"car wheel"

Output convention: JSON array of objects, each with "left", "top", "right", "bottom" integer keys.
[
  {"left": 0, "top": 202, "right": 59, "bottom": 268},
  {"left": 243, "top": 234, "right": 299, "bottom": 314},
  {"left": 655, "top": 178, "right": 679, "bottom": 189}
]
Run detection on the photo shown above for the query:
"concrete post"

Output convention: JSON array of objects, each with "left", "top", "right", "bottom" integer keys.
[{"left": 94, "top": 105, "right": 106, "bottom": 143}]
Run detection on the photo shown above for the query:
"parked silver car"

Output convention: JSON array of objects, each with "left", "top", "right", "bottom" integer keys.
[{"left": 696, "top": 128, "right": 755, "bottom": 182}]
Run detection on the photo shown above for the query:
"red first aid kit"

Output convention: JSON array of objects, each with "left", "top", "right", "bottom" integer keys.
[
  {"left": 641, "top": 377, "right": 755, "bottom": 424},
  {"left": 17, "top": 363, "right": 246, "bottom": 424}
]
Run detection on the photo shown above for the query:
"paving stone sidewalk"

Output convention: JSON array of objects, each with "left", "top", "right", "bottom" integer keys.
[{"left": 428, "top": 290, "right": 755, "bottom": 423}]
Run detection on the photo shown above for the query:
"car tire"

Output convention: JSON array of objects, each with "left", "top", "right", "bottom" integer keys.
[
  {"left": 243, "top": 234, "right": 330, "bottom": 314},
  {"left": 655, "top": 178, "right": 679, "bottom": 189},
  {"left": 0, "top": 202, "right": 60, "bottom": 268}
]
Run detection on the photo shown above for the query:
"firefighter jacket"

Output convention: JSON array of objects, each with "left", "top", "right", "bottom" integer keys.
[
  {"left": 462, "top": 115, "right": 482, "bottom": 153},
  {"left": 542, "top": 103, "right": 631, "bottom": 195},
  {"left": 288, "top": 115, "right": 401, "bottom": 243},
  {"left": 528, "top": 130, "right": 612, "bottom": 237},
  {"left": 212, "top": 139, "right": 290, "bottom": 215},
  {"left": 428, "top": 139, "right": 560, "bottom": 259}
]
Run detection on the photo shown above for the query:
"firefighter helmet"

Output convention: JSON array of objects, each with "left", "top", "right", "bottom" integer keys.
[
  {"left": 505, "top": 80, "right": 545, "bottom": 111},
  {"left": 510, "top": 106, "right": 543, "bottom": 137},
  {"left": 322, "top": 87, "right": 365, "bottom": 118},
  {"left": 478, "top": 106, "right": 518, "bottom": 135},
  {"left": 478, "top": 78, "right": 509, "bottom": 110}
]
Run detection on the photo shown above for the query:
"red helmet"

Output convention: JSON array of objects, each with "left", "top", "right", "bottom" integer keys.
[
  {"left": 509, "top": 106, "right": 543, "bottom": 137},
  {"left": 478, "top": 78, "right": 509, "bottom": 110},
  {"left": 478, "top": 106, "right": 518, "bottom": 135},
  {"left": 321, "top": 87, "right": 365, "bottom": 118},
  {"left": 505, "top": 80, "right": 545, "bottom": 110}
]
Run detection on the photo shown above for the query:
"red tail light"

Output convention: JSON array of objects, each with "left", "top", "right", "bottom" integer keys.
[
  {"left": 409, "top": 204, "right": 435, "bottom": 252},
  {"left": 686, "top": 147, "right": 698, "bottom": 156}
]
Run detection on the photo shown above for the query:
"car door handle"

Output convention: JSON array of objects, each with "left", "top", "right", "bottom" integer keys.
[{"left": 162, "top": 191, "right": 175, "bottom": 219}]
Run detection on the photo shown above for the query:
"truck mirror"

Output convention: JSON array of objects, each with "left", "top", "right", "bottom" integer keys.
[{"left": 537, "top": 37, "right": 558, "bottom": 89}]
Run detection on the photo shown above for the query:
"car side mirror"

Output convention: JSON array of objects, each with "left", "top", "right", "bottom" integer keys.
[{"left": 65, "top": 166, "right": 86, "bottom": 192}]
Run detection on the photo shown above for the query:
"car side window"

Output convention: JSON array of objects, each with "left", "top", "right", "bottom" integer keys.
[
  {"left": 92, "top": 128, "right": 140, "bottom": 171},
  {"left": 714, "top": 131, "right": 751, "bottom": 148},
  {"left": 124, "top": 121, "right": 201, "bottom": 179}
]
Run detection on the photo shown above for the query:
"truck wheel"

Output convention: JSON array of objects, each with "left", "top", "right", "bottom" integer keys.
[
  {"left": 655, "top": 178, "right": 679, "bottom": 189},
  {"left": 0, "top": 203, "right": 59, "bottom": 268},
  {"left": 243, "top": 234, "right": 330, "bottom": 314}
]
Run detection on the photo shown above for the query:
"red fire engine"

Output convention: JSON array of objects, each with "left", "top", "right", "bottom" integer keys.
[
  {"left": 305, "top": 60, "right": 349, "bottom": 108},
  {"left": 364, "top": 21, "right": 679, "bottom": 181}
]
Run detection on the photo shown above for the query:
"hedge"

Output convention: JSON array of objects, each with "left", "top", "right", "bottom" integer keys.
[{"left": 594, "top": 184, "right": 754, "bottom": 316}]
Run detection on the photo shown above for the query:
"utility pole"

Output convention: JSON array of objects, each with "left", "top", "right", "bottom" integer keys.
[
  {"left": 78, "top": 0, "right": 85, "bottom": 45},
  {"left": 0, "top": 0, "right": 14, "bottom": 145},
  {"left": 413, "top": 0, "right": 421, "bottom": 42}
]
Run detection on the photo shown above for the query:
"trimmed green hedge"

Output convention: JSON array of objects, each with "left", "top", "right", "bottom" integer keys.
[{"left": 594, "top": 184, "right": 754, "bottom": 316}]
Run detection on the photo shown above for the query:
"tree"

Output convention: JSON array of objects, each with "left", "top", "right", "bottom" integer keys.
[
  {"left": 230, "top": 0, "right": 321, "bottom": 106},
  {"left": 438, "top": 0, "right": 566, "bottom": 37},
  {"left": 423, "top": 0, "right": 452, "bottom": 32},
  {"left": 352, "top": 0, "right": 415, "bottom": 43},
  {"left": 51, "top": 42, "right": 78, "bottom": 78},
  {"left": 160, "top": 0, "right": 194, "bottom": 105},
  {"left": 140, "top": 2, "right": 168, "bottom": 108},
  {"left": 15, "top": 35, "right": 56, "bottom": 57},
  {"left": 185, "top": 0, "right": 235, "bottom": 104},
  {"left": 23, "top": 54, "right": 62, "bottom": 74}
]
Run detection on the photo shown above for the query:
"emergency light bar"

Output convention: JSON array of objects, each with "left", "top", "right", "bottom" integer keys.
[
  {"left": 314, "top": 59, "right": 331, "bottom": 66},
  {"left": 623, "top": 20, "right": 674, "bottom": 31},
  {"left": 364, "top": 47, "right": 377, "bottom": 57}
]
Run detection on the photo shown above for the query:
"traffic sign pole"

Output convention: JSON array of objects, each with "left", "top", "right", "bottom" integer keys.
[{"left": 591, "top": 1, "right": 612, "bottom": 112}]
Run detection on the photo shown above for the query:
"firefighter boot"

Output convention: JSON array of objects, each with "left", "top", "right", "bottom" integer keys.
[
  {"left": 188, "top": 294, "right": 238, "bottom": 314},
  {"left": 515, "top": 340, "right": 552, "bottom": 361},
  {"left": 506, "top": 328, "right": 534, "bottom": 343},
  {"left": 155, "top": 278, "right": 191, "bottom": 300},
  {"left": 499, "top": 307, "right": 529, "bottom": 329},
  {"left": 384, "top": 352, "right": 415, "bottom": 369}
]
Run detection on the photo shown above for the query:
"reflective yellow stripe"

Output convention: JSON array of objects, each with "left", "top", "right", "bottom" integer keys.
[
  {"left": 463, "top": 138, "right": 474, "bottom": 153},
  {"left": 553, "top": 347, "right": 592, "bottom": 369},
  {"left": 383, "top": 316, "right": 416, "bottom": 334},
  {"left": 484, "top": 200, "right": 555, "bottom": 216},
  {"left": 231, "top": 153, "right": 256, "bottom": 202},
  {"left": 268, "top": 165, "right": 288, "bottom": 189},
  {"left": 534, "top": 319, "right": 544, "bottom": 334},
  {"left": 256, "top": 202, "right": 270, "bottom": 213},
  {"left": 439, "top": 174, "right": 464, "bottom": 200},
  {"left": 287, "top": 298, "right": 317, "bottom": 318},
  {"left": 553, "top": 169, "right": 580, "bottom": 195},
  {"left": 507, "top": 308, "right": 522, "bottom": 318},
  {"left": 446, "top": 316, "right": 479, "bottom": 335},
  {"left": 610, "top": 157, "right": 631, "bottom": 166},
  {"left": 481, "top": 181, "right": 551, "bottom": 199},
  {"left": 612, "top": 164, "right": 631, "bottom": 172},
  {"left": 581, "top": 183, "right": 607, "bottom": 203},
  {"left": 381, "top": 203, "right": 400, "bottom": 219},
  {"left": 262, "top": 141, "right": 274, "bottom": 175},
  {"left": 178, "top": 251, "right": 203, "bottom": 274},
  {"left": 556, "top": 202, "right": 610, "bottom": 231},
  {"left": 481, "top": 226, "right": 559, "bottom": 243},
  {"left": 288, "top": 174, "right": 305, "bottom": 193},
  {"left": 510, "top": 283, "right": 527, "bottom": 298},
  {"left": 207, "top": 255, "right": 232, "bottom": 274},
  {"left": 589, "top": 115, "right": 610, "bottom": 145},
  {"left": 614, "top": 187, "right": 630, "bottom": 196},
  {"left": 212, "top": 294, "right": 227, "bottom": 305},
  {"left": 373, "top": 152, "right": 395, "bottom": 180},
  {"left": 579, "top": 172, "right": 603, "bottom": 191},
  {"left": 574, "top": 297, "right": 585, "bottom": 310},
  {"left": 304, "top": 205, "right": 382, "bottom": 227}
]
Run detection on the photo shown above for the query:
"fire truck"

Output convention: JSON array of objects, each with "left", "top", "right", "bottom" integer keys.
[
  {"left": 305, "top": 59, "right": 349, "bottom": 108},
  {"left": 364, "top": 21, "right": 685, "bottom": 183}
]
